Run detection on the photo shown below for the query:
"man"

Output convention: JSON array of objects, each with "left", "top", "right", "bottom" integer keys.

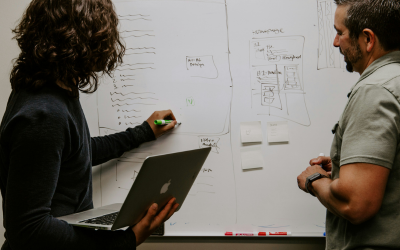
[
  {"left": 297, "top": 0, "right": 400, "bottom": 249},
  {"left": 0, "top": 0, "right": 178, "bottom": 249}
]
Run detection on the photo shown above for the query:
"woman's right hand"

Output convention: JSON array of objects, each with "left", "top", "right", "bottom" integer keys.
[
  {"left": 132, "top": 198, "right": 179, "bottom": 246},
  {"left": 146, "top": 110, "right": 178, "bottom": 138}
]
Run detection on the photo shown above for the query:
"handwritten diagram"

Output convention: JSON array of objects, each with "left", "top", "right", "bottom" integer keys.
[
  {"left": 98, "top": 11, "right": 158, "bottom": 128},
  {"left": 186, "top": 56, "right": 219, "bottom": 79},
  {"left": 198, "top": 136, "right": 221, "bottom": 153},
  {"left": 188, "top": 173, "right": 216, "bottom": 196},
  {"left": 97, "top": 1, "right": 236, "bottom": 224},
  {"left": 116, "top": 162, "right": 141, "bottom": 191},
  {"left": 317, "top": 0, "right": 344, "bottom": 69},
  {"left": 97, "top": 1, "right": 232, "bottom": 136},
  {"left": 250, "top": 36, "right": 310, "bottom": 126}
]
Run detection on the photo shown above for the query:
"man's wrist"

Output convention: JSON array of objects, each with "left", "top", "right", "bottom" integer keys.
[
  {"left": 310, "top": 177, "right": 330, "bottom": 196},
  {"left": 305, "top": 173, "right": 329, "bottom": 196}
]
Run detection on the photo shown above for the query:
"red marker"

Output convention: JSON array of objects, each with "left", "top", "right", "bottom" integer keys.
[
  {"left": 235, "top": 233, "right": 255, "bottom": 236},
  {"left": 226, "top": 231, "right": 291, "bottom": 236},
  {"left": 269, "top": 232, "right": 291, "bottom": 235},
  {"left": 224, "top": 232, "right": 255, "bottom": 236},
  {"left": 258, "top": 232, "right": 291, "bottom": 236}
]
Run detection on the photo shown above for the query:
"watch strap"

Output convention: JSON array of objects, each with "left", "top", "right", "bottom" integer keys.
[{"left": 305, "top": 173, "right": 328, "bottom": 196}]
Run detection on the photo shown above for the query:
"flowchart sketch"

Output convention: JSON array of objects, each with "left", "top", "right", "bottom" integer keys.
[
  {"left": 97, "top": 0, "right": 232, "bottom": 135},
  {"left": 317, "top": 0, "right": 344, "bottom": 69},
  {"left": 250, "top": 36, "right": 310, "bottom": 126}
]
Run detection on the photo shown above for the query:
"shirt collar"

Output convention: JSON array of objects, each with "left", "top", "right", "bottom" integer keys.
[{"left": 349, "top": 51, "right": 400, "bottom": 95}]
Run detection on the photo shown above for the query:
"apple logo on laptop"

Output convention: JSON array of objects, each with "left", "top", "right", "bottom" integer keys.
[{"left": 160, "top": 179, "right": 171, "bottom": 194}]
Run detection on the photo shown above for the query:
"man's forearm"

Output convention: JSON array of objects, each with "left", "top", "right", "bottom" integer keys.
[
  {"left": 311, "top": 178, "right": 351, "bottom": 221},
  {"left": 304, "top": 163, "right": 390, "bottom": 225}
]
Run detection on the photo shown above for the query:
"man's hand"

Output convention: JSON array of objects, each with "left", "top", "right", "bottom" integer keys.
[
  {"left": 146, "top": 110, "right": 177, "bottom": 138},
  {"left": 132, "top": 198, "right": 179, "bottom": 246},
  {"left": 309, "top": 155, "right": 332, "bottom": 176},
  {"left": 297, "top": 165, "right": 329, "bottom": 193}
]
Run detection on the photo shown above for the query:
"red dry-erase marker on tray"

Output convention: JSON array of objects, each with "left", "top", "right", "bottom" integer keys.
[
  {"left": 269, "top": 232, "right": 291, "bottom": 235},
  {"left": 225, "top": 232, "right": 256, "bottom": 236},
  {"left": 235, "top": 233, "right": 255, "bottom": 236}
]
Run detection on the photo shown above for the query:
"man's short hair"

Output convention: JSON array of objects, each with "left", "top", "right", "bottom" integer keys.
[{"left": 334, "top": 0, "right": 400, "bottom": 51}]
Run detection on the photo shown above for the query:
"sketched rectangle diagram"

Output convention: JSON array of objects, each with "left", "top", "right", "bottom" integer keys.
[{"left": 250, "top": 36, "right": 305, "bottom": 111}]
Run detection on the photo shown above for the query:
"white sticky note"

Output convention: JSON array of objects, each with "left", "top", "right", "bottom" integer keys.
[
  {"left": 267, "top": 121, "right": 289, "bottom": 143},
  {"left": 241, "top": 146, "right": 264, "bottom": 170},
  {"left": 240, "top": 121, "right": 263, "bottom": 143}
]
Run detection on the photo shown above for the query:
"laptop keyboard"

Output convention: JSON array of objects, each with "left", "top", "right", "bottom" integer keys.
[{"left": 79, "top": 212, "right": 119, "bottom": 225}]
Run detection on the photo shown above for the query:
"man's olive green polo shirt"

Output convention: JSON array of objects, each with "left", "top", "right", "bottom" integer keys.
[{"left": 327, "top": 51, "right": 400, "bottom": 250}]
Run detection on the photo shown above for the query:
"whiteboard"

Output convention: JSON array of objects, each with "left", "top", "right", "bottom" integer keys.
[
  {"left": 0, "top": 0, "right": 360, "bottom": 238},
  {"left": 82, "top": 0, "right": 360, "bottom": 236}
]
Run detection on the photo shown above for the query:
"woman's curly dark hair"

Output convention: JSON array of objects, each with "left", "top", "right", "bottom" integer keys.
[{"left": 10, "top": 0, "right": 125, "bottom": 97}]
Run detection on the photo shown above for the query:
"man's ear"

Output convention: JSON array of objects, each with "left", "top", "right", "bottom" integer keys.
[{"left": 362, "top": 28, "right": 376, "bottom": 53}]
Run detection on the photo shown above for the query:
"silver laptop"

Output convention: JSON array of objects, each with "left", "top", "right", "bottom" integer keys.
[{"left": 57, "top": 147, "right": 211, "bottom": 230}]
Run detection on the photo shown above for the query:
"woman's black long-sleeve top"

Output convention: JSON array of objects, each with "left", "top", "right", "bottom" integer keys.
[{"left": 0, "top": 85, "right": 155, "bottom": 250}]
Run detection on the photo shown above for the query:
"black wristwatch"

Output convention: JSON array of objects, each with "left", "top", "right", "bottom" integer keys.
[{"left": 305, "top": 173, "right": 328, "bottom": 196}]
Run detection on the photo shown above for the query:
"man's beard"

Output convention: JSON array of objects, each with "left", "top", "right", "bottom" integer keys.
[
  {"left": 339, "top": 40, "right": 362, "bottom": 73},
  {"left": 344, "top": 54, "right": 354, "bottom": 72}
]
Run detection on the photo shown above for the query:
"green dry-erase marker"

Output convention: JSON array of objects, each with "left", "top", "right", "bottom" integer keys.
[{"left": 154, "top": 120, "right": 181, "bottom": 125}]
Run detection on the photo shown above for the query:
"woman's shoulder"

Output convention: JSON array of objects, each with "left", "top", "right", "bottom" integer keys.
[
  {"left": 4, "top": 86, "right": 75, "bottom": 128},
  {"left": 0, "top": 86, "right": 77, "bottom": 149}
]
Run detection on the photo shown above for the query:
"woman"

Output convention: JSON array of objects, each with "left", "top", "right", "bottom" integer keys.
[{"left": 0, "top": 0, "right": 178, "bottom": 249}]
